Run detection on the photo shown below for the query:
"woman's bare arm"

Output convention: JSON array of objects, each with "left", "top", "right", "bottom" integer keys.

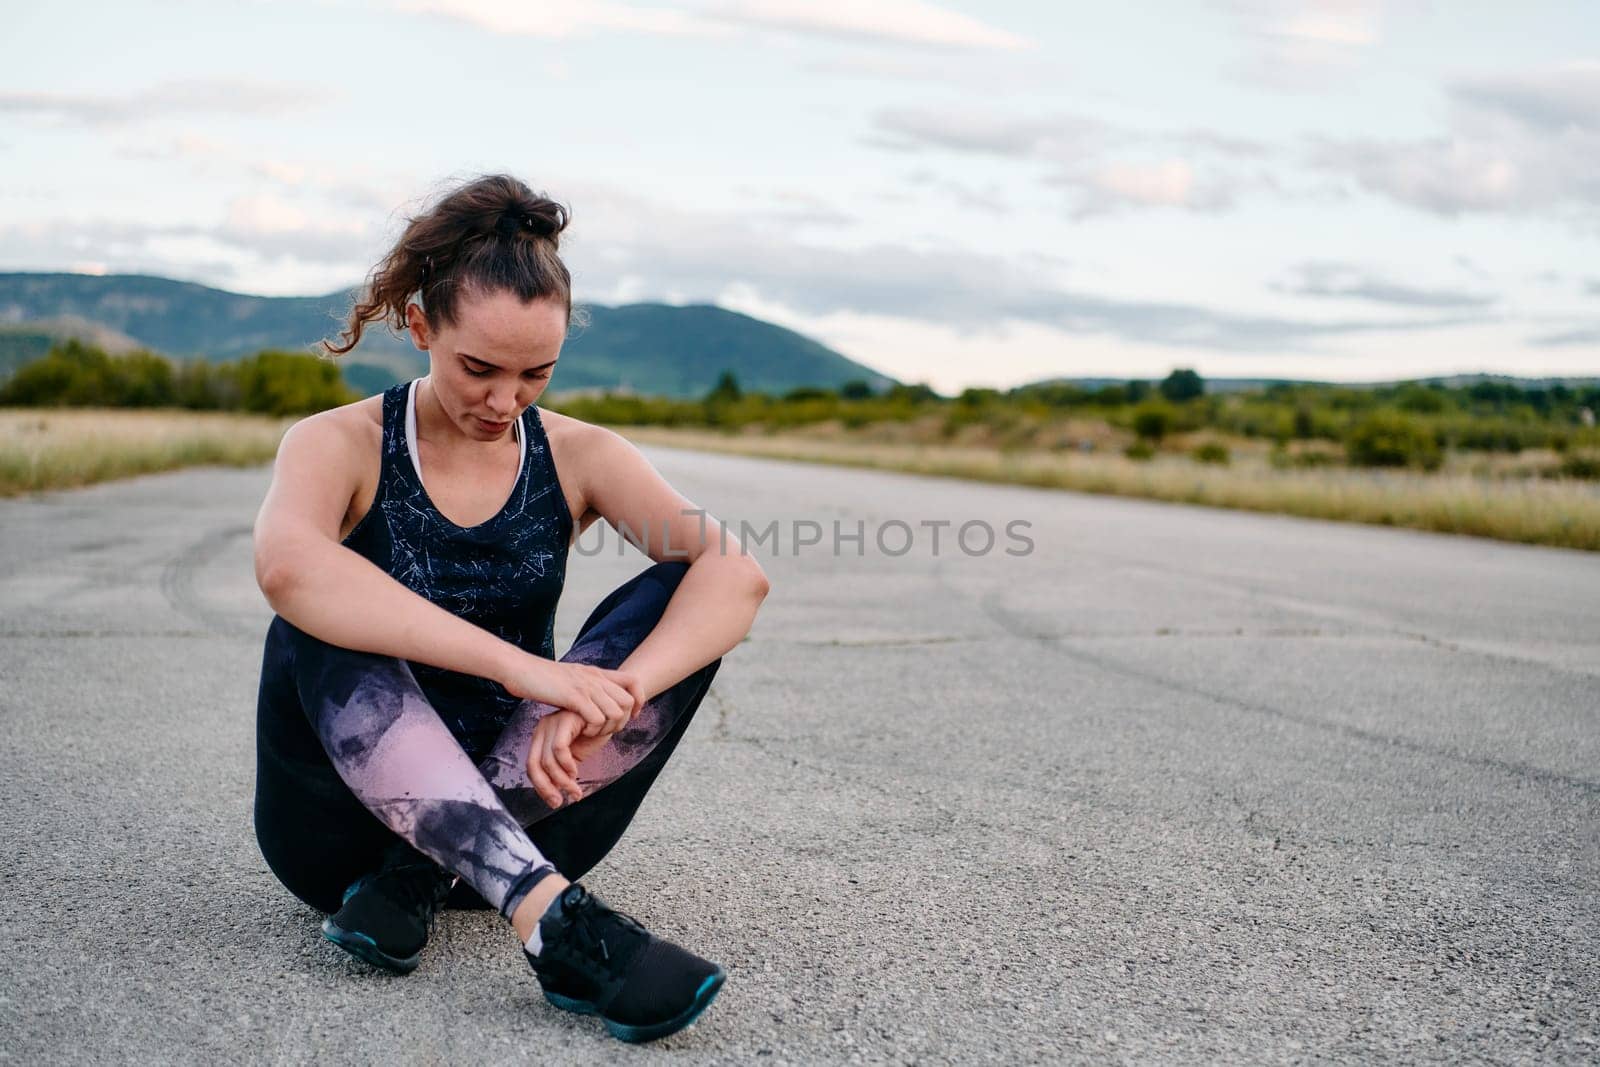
[
  {"left": 252, "top": 412, "right": 530, "bottom": 687},
  {"left": 575, "top": 425, "right": 771, "bottom": 702}
]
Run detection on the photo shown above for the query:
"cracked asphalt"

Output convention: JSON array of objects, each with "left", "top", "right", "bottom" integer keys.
[{"left": 2, "top": 446, "right": 1597, "bottom": 1064}]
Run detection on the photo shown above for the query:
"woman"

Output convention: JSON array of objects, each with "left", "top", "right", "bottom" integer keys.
[{"left": 251, "top": 173, "right": 769, "bottom": 1044}]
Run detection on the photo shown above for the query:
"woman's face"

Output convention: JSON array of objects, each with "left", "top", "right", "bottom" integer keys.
[{"left": 406, "top": 287, "right": 566, "bottom": 439}]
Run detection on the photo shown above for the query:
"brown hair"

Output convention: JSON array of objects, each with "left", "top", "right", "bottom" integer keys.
[{"left": 321, "top": 173, "right": 582, "bottom": 357}]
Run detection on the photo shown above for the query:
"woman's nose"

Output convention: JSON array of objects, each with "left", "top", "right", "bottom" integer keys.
[{"left": 487, "top": 386, "right": 517, "bottom": 416}]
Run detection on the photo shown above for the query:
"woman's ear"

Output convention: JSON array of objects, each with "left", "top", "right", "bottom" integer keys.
[{"left": 405, "top": 302, "right": 432, "bottom": 351}]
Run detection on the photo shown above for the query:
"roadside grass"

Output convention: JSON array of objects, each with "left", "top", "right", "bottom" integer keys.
[
  {"left": 6, "top": 407, "right": 1597, "bottom": 552},
  {"left": 0, "top": 407, "right": 294, "bottom": 496},
  {"left": 618, "top": 425, "right": 1600, "bottom": 552}
]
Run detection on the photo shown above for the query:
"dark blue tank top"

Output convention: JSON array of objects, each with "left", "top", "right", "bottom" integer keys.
[{"left": 341, "top": 379, "right": 572, "bottom": 741}]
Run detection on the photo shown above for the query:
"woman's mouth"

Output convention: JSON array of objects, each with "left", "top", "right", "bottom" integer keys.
[{"left": 476, "top": 416, "right": 512, "bottom": 432}]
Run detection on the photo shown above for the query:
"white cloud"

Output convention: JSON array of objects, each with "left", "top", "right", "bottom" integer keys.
[
  {"left": 703, "top": 0, "right": 1030, "bottom": 52},
  {"left": 395, "top": 0, "right": 716, "bottom": 39},
  {"left": 0, "top": 80, "right": 326, "bottom": 127},
  {"left": 1274, "top": 261, "right": 1496, "bottom": 307},
  {"left": 1070, "top": 159, "right": 1237, "bottom": 217},
  {"left": 1310, "top": 61, "right": 1600, "bottom": 218},
  {"left": 1217, "top": 0, "right": 1398, "bottom": 91},
  {"left": 392, "top": 0, "right": 1028, "bottom": 51}
]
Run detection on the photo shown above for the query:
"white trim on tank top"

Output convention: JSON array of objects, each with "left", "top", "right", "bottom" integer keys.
[{"left": 406, "top": 377, "right": 525, "bottom": 488}]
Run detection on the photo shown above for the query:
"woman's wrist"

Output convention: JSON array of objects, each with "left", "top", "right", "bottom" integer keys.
[{"left": 486, "top": 637, "right": 540, "bottom": 689}]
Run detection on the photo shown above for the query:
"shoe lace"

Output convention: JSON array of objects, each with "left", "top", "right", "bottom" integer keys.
[
  {"left": 370, "top": 860, "right": 455, "bottom": 926},
  {"left": 564, "top": 892, "right": 649, "bottom": 973}
]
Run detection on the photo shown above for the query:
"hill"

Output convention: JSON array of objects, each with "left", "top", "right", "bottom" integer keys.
[
  {"left": 1026, "top": 374, "right": 1600, "bottom": 394},
  {"left": 0, "top": 272, "right": 897, "bottom": 398}
]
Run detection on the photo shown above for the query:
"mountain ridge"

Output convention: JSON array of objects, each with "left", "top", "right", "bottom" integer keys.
[{"left": 0, "top": 272, "right": 897, "bottom": 398}]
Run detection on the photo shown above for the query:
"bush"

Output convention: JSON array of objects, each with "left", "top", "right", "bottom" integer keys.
[
  {"left": 0, "top": 341, "right": 357, "bottom": 414},
  {"left": 1131, "top": 400, "right": 1176, "bottom": 441},
  {"left": 1345, "top": 412, "right": 1443, "bottom": 470},
  {"left": 1192, "top": 441, "right": 1230, "bottom": 465},
  {"left": 1123, "top": 440, "right": 1155, "bottom": 461},
  {"left": 1554, "top": 452, "right": 1600, "bottom": 480}
]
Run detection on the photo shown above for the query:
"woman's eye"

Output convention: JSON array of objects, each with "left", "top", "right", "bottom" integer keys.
[{"left": 464, "top": 365, "right": 490, "bottom": 377}]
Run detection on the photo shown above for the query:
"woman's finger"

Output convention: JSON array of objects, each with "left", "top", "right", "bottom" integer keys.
[
  {"left": 546, "top": 721, "right": 583, "bottom": 801},
  {"left": 527, "top": 740, "right": 560, "bottom": 808}
]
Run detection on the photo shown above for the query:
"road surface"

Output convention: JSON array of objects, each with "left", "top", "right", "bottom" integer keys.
[{"left": 1, "top": 446, "right": 1596, "bottom": 1063}]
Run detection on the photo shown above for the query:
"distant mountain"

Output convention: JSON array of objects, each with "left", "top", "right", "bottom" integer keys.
[
  {"left": 0, "top": 272, "right": 897, "bottom": 398},
  {"left": 1024, "top": 374, "right": 1600, "bottom": 393}
]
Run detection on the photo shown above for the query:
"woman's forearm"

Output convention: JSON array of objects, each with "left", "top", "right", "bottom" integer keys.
[
  {"left": 618, "top": 553, "right": 769, "bottom": 700},
  {"left": 259, "top": 535, "right": 525, "bottom": 686}
]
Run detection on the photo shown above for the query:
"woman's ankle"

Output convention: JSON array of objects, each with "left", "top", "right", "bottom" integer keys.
[{"left": 512, "top": 873, "right": 571, "bottom": 942}]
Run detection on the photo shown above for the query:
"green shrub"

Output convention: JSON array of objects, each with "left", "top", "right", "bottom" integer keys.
[
  {"left": 1131, "top": 401, "right": 1175, "bottom": 441},
  {"left": 1123, "top": 440, "right": 1155, "bottom": 461},
  {"left": 1555, "top": 452, "right": 1600, "bottom": 480},
  {"left": 0, "top": 341, "right": 356, "bottom": 414},
  {"left": 1345, "top": 412, "right": 1443, "bottom": 470},
  {"left": 1192, "top": 441, "right": 1230, "bottom": 465}
]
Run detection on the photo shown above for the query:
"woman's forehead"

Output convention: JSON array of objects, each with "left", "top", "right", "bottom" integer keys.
[{"left": 449, "top": 290, "right": 566, "bottom": 357}]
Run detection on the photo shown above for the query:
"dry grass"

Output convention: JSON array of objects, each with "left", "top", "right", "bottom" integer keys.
[
  {"left": 619, "top": 426, "right": 1600, "bottom": 552},
  {"left": 6, "top": 408, "right": 1597, "bottom": 552},
  {"left": 0, "top": 407, "right": 295, "bottom": 496}
]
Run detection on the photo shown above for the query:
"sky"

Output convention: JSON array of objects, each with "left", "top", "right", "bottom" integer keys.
[{"left": 2, "top": 0, "right": 1598, "bottom": 393}]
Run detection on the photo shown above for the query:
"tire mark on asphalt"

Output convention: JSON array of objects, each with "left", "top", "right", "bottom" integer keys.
[
  {"left": 160, "top": 524, "right": 257, "bottom": 639},
  {"left": 970, "top": 585, "right": 1600, "bottom": 799},
  {"left": 1075, "top": 552, "right": 1600, "bottom": 682}
]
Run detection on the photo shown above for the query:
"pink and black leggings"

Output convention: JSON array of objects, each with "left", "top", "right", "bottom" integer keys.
[{"left": 252, "top": 561, "right": 717, "bottom": 921}]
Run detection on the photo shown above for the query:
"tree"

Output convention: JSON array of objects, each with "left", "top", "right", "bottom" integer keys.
[
  {"left": 1159, "top": 367, "right": 1205, "bottom": 402},
  {"left": 838, "top": 378, "right": 874, "bottom": 400},
  {"left": 705, "top": 370, "right": 742, "bottom": 404}
]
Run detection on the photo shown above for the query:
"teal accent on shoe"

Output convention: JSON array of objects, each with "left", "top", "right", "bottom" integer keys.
[
  {"left": 602, "top": 969, "right": 727, "bottom": 1044},
  {"left": 542, "top": 988, "right": 598, "bottom": 1015},
  {"left": 321, "top": 917, "right": 422, "bottom": 974}
]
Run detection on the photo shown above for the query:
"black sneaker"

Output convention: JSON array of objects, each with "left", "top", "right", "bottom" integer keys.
[
  {"left": 321, "top": 843, "right": 459, "bottom": 974},
  {"left": 525, "top": 882, "right": 726, "bottom": 1044}
]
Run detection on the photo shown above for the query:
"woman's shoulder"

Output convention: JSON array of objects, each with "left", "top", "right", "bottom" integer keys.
[
  {"left": 536, "top": 405, "right": 625, "bottom": 457},
  {"left": 278, "top": 393, "right": 385, "bottom": 484},
  {"left": 301, "top": 392, "right": 384, "bottom": 448}
]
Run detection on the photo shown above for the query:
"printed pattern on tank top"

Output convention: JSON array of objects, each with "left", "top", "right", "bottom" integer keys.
[{"left": 342, "top": 380, "right": 573, "bottom": 739}]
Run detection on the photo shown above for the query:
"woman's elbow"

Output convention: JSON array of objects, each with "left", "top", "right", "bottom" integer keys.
[
  {"left": 741, "top": 556, "right": 772, "bottom": 601},
  {"left": 253, "top": 540, "right": 300, "bottom": 606}
]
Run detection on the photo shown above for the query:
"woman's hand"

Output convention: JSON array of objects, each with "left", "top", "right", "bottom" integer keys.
[
  {"left": 500, "top": 654, "right": 639, "bottom": 738},
  {"left": 527, "top": 710, "right": 611, "bottom": 808}
]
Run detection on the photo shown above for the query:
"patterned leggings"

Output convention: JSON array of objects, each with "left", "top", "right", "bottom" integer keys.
[{"left": 253, "top": 561, "right": 718, "bottom": 921}]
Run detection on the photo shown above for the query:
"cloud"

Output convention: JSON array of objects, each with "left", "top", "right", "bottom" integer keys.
[
  {"left": 1056, "top": 159, "right": 1242, "bottom": 219},
  {"left": 702, "top": 0, "right": 1030, "bottom": 52},
  {"left": 1453, "top": 60, "right": 1600, "bottom": 133},
  {"left": 871, "top": 108, "right": 1101, "bottom": 159},
  {"left": 1529, "top": 326, "right": 1600, "bottom": 348},
  {"left": 1586, "top": 279, "right": 1600, "bottom": 296},
  {"left": 564, "top": 181, "right": 1486, "bottom": 353},
  {"left": 395, "top": 0, "right": 715, "bottom": 38},
  {"left": 1217, "top": 0, "right": 1390, "bottom": 91},
  {"left": 0, "top": 81, "right": 326, "bottom": 127},
  {"left": 3, "top": 178, "right": 1490, "bottom": 357},
  {"left": 1274, "top": 260, "right": 1496, "bottom": 308},
  {"left": 0, "top": 197, "right": 382, "bottom": 287},
  {"left": 394, "top": 0, "right": 1028, "bottom": 51},
  {"left": 1309, "top": 61, "right": 1600, "bottom": 217},
  {"left": 868, "top": 106, "right": 1268, "bottom": 217}
]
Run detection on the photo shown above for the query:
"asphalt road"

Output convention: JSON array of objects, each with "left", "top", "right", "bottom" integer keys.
[{"left": 1, "top": 446, "right": 1596, "bottom": 1064}]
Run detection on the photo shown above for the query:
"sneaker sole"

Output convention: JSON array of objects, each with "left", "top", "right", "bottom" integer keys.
[
  {"left": 320, "top": 918, "right": 422, "bottom": 975},
  {"left": 543, "top": 969, "right": 726, "bottom": 1043}
]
